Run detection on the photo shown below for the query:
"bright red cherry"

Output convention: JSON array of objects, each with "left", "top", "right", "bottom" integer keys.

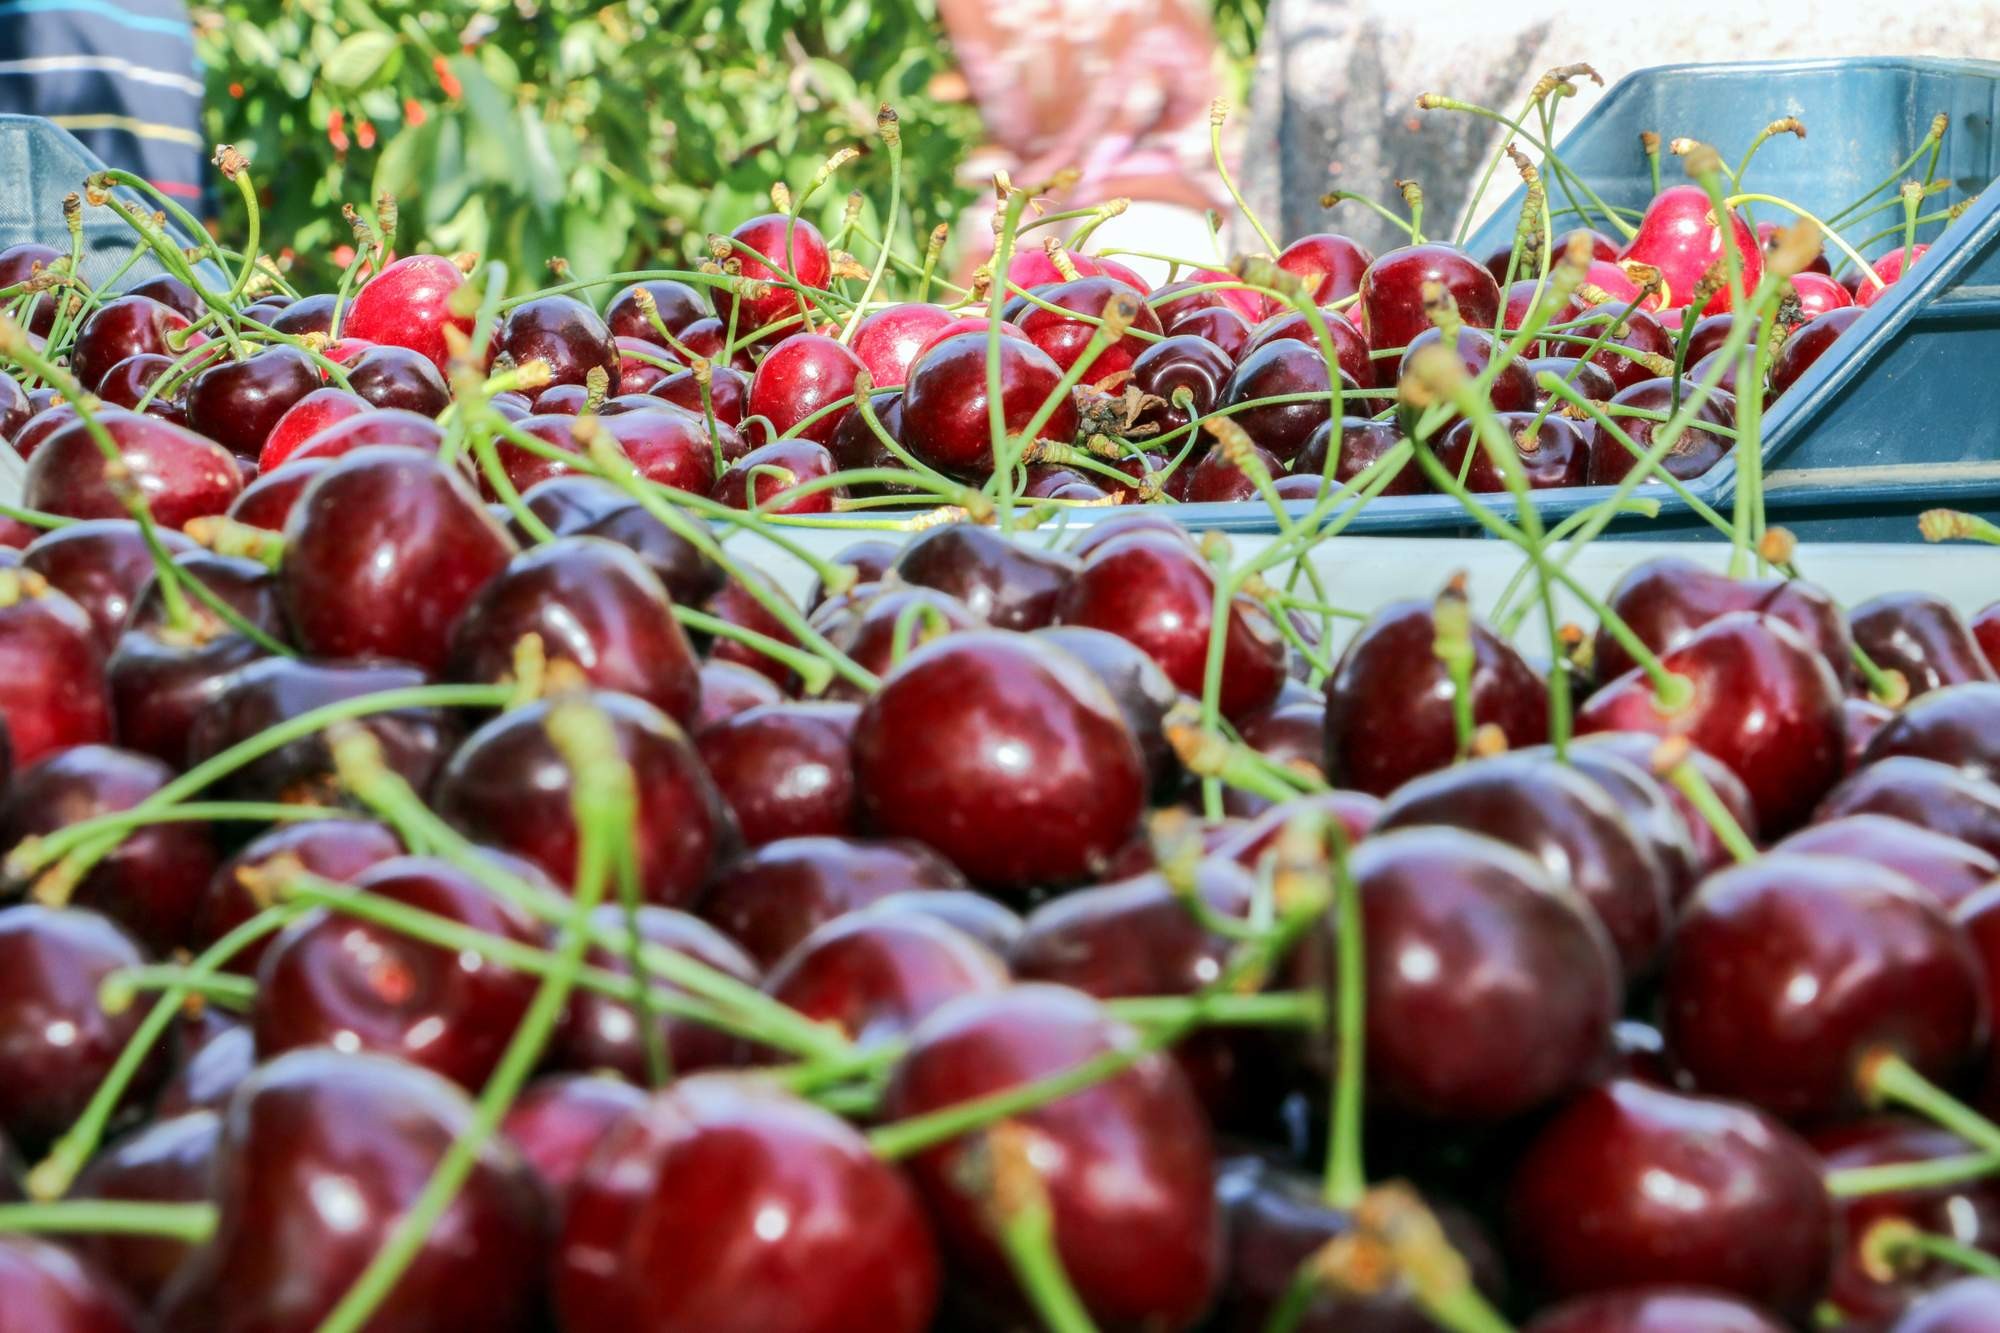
[
  {"left": 711, "top": 213, "right": 832, "bottom": 341},
  {"left": 0, "top": 569, "right": 110, "bottom": 765},
  {"left": 24, "top": 407, "right": 242, "bottom": 529},
  {"left": 745, "top": 332, "right": 864, "bottom": 443},
  {"left": 1014, "top": 276, "right": 1163, "bottom": 382},
  {"left": 1359, "top": 243, "right": 1502, "bottom": 358},
  {"left": 1622, "top": 185, "right": 1764, "bottom": 314},
  {"left": 285, "top": 407, "right": 445, "bottom": 464},
  {"left": 849, "top": 303, "right": 957, "bottom": 387},
  {"left": 900, "top": 333, "right": 1078, "bottom": 478},
  {"left": 696, "top": 702, "right": 858, "bottom": 846},
  {"left": 1857, "top": 244, "right": 1931, "bottom": 307},
  {"left": 256, "top": 388, "right": 370, "bottom": 472},
  {"left": 1273, "top": 232, "right": 1373, "bottom": 309},
  {"left": 340, "top": 253, "right": 474, "bottom": 372}
]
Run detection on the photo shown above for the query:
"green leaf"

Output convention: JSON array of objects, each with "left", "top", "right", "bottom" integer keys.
[{"left": 323, "top": 31, "right": 400, "bottom": 90}]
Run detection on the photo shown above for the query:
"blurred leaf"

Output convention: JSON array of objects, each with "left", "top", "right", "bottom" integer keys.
[{"left": 324, "top": 31, "right": 398, "bottom": 89}]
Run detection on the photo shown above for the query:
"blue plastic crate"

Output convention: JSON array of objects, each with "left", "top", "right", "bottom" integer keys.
[{"left": 1155, "top": 57, "right": 2000, "bottom": 541}]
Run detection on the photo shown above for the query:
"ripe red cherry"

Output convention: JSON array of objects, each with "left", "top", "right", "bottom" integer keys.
[
  {"left": 434, "top": 690, "right": 733, "bottom": 907},
  {"left": 1294, "top": 417, "right": 1426, "bottom": 494},
  {"left": 343, "top": 343, "right": 451, "bottom": 417},
  {"left": 1273, "top": 232, "right": 1373, "bottom": 309},
  {"left": 1561, "top": 303, "right": 1673, "bottom": 393},
  {"left": 1865, "top": 683, "right": 2000, "bottom": 789},
  {"left": 1056, "top": 529, "right": 1287, "bottom": 721},
  {"left": 1587, "top": 377, "right": 1737, "bottom": 485},
  {"left": 1437, "top": 411, "right": 1589, "bottom": 490},
  {"left": 908, "top": 316, "right": 1030, "bottom": 367},
  {"left": 70, "top": 295, "right": 196, "bottom": 392},
  {"left": 0, "top": 241, "right": 63, "bottom": 334},
  {"left": 195, "top": 818, "right": 403, "bottom": 973},
  {"left": 1778, "top": 813, "right": 2000, "bottom": 912},
  {"left": 158, "top": 1048, "right": 544, "bottom": 1332},
  {"left": 696, "top": 702, "right": 857, "bottom": 845},
  {"left": 280, "top": 446, "right": 517, "bottom": 670},
  {"left": 701, "top": 836, "right": 971, "bottom": 968},
  {"left": 446, "top": 536, "right": 699, "bottom": 725},
  {"left": 1165, "top": 305, "right": 1252, "bottom": 359},
  {"left": 340, "top": 253, "right": 474, "bottom": 372},
  {"left": 882, "top": 985, "right": 1219, "bottom": 1327},
  {"left": 1507, "top": 1078, "right": 1833, "bottom": 1318},
  {"left": 69, "top": 1111, "right": 219, "bottom": 1309},
  {"left": 1218, "top": 341, "right": 1337, "bottom": 461},
  {"left": 1359, "top": 243, "right": 1502, "bottom": 357},
  {"left": 745, "top": 332, "right": 864, "bottom": 443},
  {"left": 711, "top": 213, "right": 832, "bottom": 340},
  {"left": 518, "top": 475, "right": 719, "bottom": 607},
  {"left": 692, "top": 659, "right": 782, "bottom": 730},
  {"left": 1818, "top": 757, "right": 2000, "bottom": 861},
  {"left": 1523, "top": 1288, "right": 1789, "bottom": 1333},
  {"left": 1014, "top": 276, "right": 1163, "bottom": 381},
  {"left": 1130, "top": 333, "right": 1236, "bottom": 435},
  {"left": 499, "top": 294, "right": 620, "bottom": 392},
  {"left": 184, "top": 345, "right": 321, "bottom": 460},
  {"left": 94, "top": 353, "right": 183, "bottom": 422},
  {"left": 1622, "top": 185, "right": 1764, "bottom": 314},
  {"left": 698, "top": 569, "right": 804, "bottom": 691},
  {"left": 1183, "top": 440, "right": 1284, "bottom": 502},
  {"left": 256, "top": 388, "right": 369, "bottom": 472},
  {"left": 1592, "top": 556, "right": 1854, "bottom": 689},
  {"left": 1853, "top": 595, "right": 1998, "bottom": 700},
  {"left": 852, "top": 631, "right": 1145, "bottom": 896},
  {"left": 0, "top": 571, "right": 110, "bottom": 765},
  {"left": 1326, "top": 596, "right": 1548, "bottom": 796},
  {"left": 20, "top": 519, "right": 195, "bottom": 651},
  {"left": 0, "top": 1234, "right": 140, "bottom": 1332},
  {"left": 554, "top": 903, "right": 759, "bottom": 1080},
  {"left": 25, "top": 407, "right": 242, "bottom": 528},
  {"left": 286, "top": 407, "right": 445, "bottom": 464},
  {"left": 893, "top": 522, "right": 1077, "bottom": 631},
  {"left": 849, "top": 303, "right": 958, "bottom": 387},
  {"left": 1580, "top": 611, "right": 1845, "bottom": 833},
  {"left": 1771, "top": 306, "right": 1865, "bottom": 396},
  {"left": 0, "top": 369, "right": 30, "bottom": 440},
  {"left": 711, "top": 438, "right": 843, "bottom": 514},
  {"left": 1857, "top": 244, "right": 1931, "bottom": 307},
  {"left": 605, "top": 279, "right": 705, "bottom": 343},
  {"left": 501, "top": 1073, "right": 648, "bottom": 1205},
  {"left": 12, "top": 401, "right": 79, "bottom": 460},
  {"left": 557, "top": 1073, "right": 938, "bottom": 1333},
  {"left": 1578, "top": 732, "right": 1758, "bottom": 882},
  {"left": 900, "top": 333, "right": 1077, "bottom": 478},
  {"left": 1789, "top": 270, "right": 1853, "bottom": 323},
  {"left": 1400, "top": 325, "right": 1536, "bottom": 411},
  {"left": 1031, "top": 623, "right": 1182, "bottom": 799},
  {"left": 760, "top": 910, "right": 1008, "bottom": 1055}
]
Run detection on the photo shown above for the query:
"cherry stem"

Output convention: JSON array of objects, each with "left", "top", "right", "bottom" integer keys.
[
  {"left": 1866, "top": 1218, "right": 2000, "bottom": 1281},
  {"left": 1322, "top": 816, "right": 1368, "bottom": 1209},
  {"left": 985, "top": 1127, "right": 1103, "bottom": 1333},
  {"left": 1431, "top": 581, "right": 1480, "bottom": 760},
  {"left": 1654, "top": 742, "right": 1759, "bottom": 864},
  {"left": 1415, "top": 95, "right": 1634, "bottom": 241},
  {"left": 1211, "top": 99, "right": 1280, "bottom": 256},
  {"left": 1919, "top": 510, "right": 2000, "bottom": 546},
  {"left": 0, "top": 1200, "right": 217, "bottom": 1242},
  {"left": 101, "top": 964, "right": 256, "bottom": 1012},
  {"left": 837, "top": 108, "right": 902, "bottom": 345},
  {"left": 671, "top": 606, "right": 835, "bottom": 695},
  {"left": 1826, "top": 116, "right": 1948, "bottom": 229},
  {"left": 1864, "top": 1051, "right": 2000, "bottom": 1161},
  {"left": 1724, "top": 194, "right": 1886, "bottom": 290},
  {"left": 1828, "top": 1152, "right": 2000, "bottom": 1199}
]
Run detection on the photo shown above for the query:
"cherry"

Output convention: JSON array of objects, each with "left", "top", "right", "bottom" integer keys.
[
  {"left": 0, "top": 570, "right": 110, "bottom": 765},
  {"left": 25, "top": 406, "right": 242, "bottom": 529},
  {"left": 828, "top": 387, "right": 910, "bottom": 484},
  {"left": 1771, "top": 306, "right": 1865, "bottom": 396},
  {"left": 1665, "top": 852, "right": 1985, "bottom": 1120},
  {"left": 255, "top": 388, "right": 368, "bottom": 473},
  {"left": 1014, "top": 276, "right": 1162, "bottom": 382},
  {"left": 893, "top": 522, "right": 1077, "bottom": 631},
  {"left": 434, "top": 689, "right": 733, "bottom": 908},
  {"left": 692, "top": 658, "right": 784, "bottom": 731},
  {"left": 554, "top": 903, "right": 759, "bottom": 1081},
  {"left": 1788, "top": 270, "right": 1854, "bottom": 324},
  {"left": 745, "top": 332, "right": 864, "bottom": 444},
  {"left": 70, "top": 295, "right": 196, "bottom": 392},
  {"left": 255, "top": 291, "right": 332, "bottom": 336},
  {"left": 605, "top": 279, "right": 705, "bottom": 343},
  {"left": 1622, "top": 185, "right": 1764, "bottom": 314},
  {"left": 187, "top": 656, "right": 461, "bottom": 802},
  {"left": 698, "top": 569, "right": 803, "bottom": 691},
  {"left": 1294, "top": 417, "right": 1427, "bottom": 494},
  {"left": 1031, "top": 624, "right": 1184, "bottom": 800},
  {"left": 760, "top": 910, "right": 1007, "bottom": 1056},
  {"left": 672, "top": 316, "right": 758, "bottom": 372},
  {"left": 595, "top": 405, "right": 733, "bottom": 494},
  {"left": 831, "top": 304, "right": 942, "bottom": 392},
  {"left": 0, "top": 241, "right": 64, "bottom": 334},
  {"left": 0, "top": 1234, "right": 140, "bottom": 1332},
  {"left": 69, "top": 1111, "right": 220, "bottom": 1308},
  {"left": 710, "top": 213, "right": 832, "bottom": 341},
  {"left": 900, "top": 333, "right": 1077, "bottom": 478},
  {"left": 1858, "top": 244, "right": 1931, "bottom": 307},
  {"left": 0, "top": 368, "right": 29, "bottom": 440},
  {"left": 1183, "top": 440, "right": 1284, "bottom": 502},
  {"left": 1212, "top": 791, "right": 1383, "bottom": 871},
  {"left": 1846, "top": 695, "right": 1899, "bottom": 771},
  {"left": 157, "top": 1048, "right": 544, "bottom": 1332},
  {"left": 1326, "top": 596, "right": 1548, "bottom": 797},
  {"left": 501, "top": 1072, "right": 647, "bottom": 1205},
  {"left": 1593, "top": 556, "right": 1854, "bottom": 689},
  {"left": 883, "top": 984, "right": 1218, "bottom": 1326},
  {"left": 518, "top": 476, "right": 720, "bottom": 608},
  {"left": 1218, "top": 340, "right": 1336, "bottom": 462},
  {"left": 343, "top": 343, "right": 451, "bottom": 417},
  {"left": 1400, "top": 324, "right": 1536, "bottom": 411},
  {"left": 1225, "top": 699, "right": 1329, "bottom": 818},
  {"left": 20, "top": 519, "right": 195, "bottom": 651},
  {"left": 1359, "top": 243, "right": 1502, "bottom": 359},
  {"left": 1523, "top": 1288, "right": 1789, "bottom": 1333},
  {"left": 908, "top": 317, "right": 1030, "bottom": 369},
  {"left": 711, "top": 438, "right": 844, "bottom": 514},
  {"left": 0, "top": 744, "right": 214, "bottom": 953},
  {"left": 280, "top": 445, "right": 517, "bottom": 671},
  {"left": 12, "top": 401, "right": 80, "bottom": 460},
  {"left": 1274, "top": 232, "right": 1374, "bottom": 308},
  {"left": 1852, "top": 594, "right": 1998, "bottom": 699},
  {"left": 1165, "top": 305, "right": 1253, "bottom": 360},
  {"left": 446, "top": 535, "right": 700, "bottom": 725},
  {"left": 1561, "top": 303, "right": 1673, "bottom": 394},
  {"left": 1150, "top": 281, "right": 1226, "bottom": 329},
  {"left": 1507, "top": 1078, "right": 1832, "bottom": 1317},
  {"left": 286, "top": 406, "right": 445, "bottom": 464},
  {"left": 339, "top": 253, "right": 474, "bottom": 373},
  {"left": 852, "top": 631, "right": 1144, "bottom": 896},
  {"left": 1129, "top": 333, "right": 1235, "bottom": 434},
  {"left": 499, "top": 293, "right": 620, "bottom": 393},
  {"left": 1587, "top": 377, "right": 1736, "bottom": 484},
  {"left": 195, "top": 818, "right": 403, "bottom": 973},
  {"left": 1485, "top": 227, "right": 1622, "bottom": 282},
  {"left": 0, "top": 905, "right": 161, "bottom": 1151},
  {"left": 1579, "top": 611, "right": 1844, "bottom": 833},
  {"left": 1777, "top": 814, "right": 1999, "bottom": 912},
  {"left": 1889, "top": 1278, "right": 2000, "bottom": 1331},
  {"left": 94, "top": 353, "right": 184, "bottom": 423},
  {"left": 696, "top": 702, "right": 858, "bottom": 845},
  {"left": 1574, "top": 733, "right": 1756, "bottom": 882},
  {"left": 1437, "top": 411, "right": 1589, "bottom": 490},
  {"left": 183, "top": 345, "right": 320, "bottom": 460},
  {"left": 1819, "top": 757, "right": 2000, "bottom": 861},
  {"left": 702, "top": 835, "right": 971, "bottom": 968},
  {"left": 1056, "top": 528, "right": 1287, "bottom": 720},
  {"left": 1866, "top": 684, "right": 2000, "bottom": 790}
]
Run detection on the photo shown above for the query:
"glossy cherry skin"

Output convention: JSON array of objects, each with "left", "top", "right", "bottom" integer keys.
[
  {"left": 1031, "top": 623, "right": 1182, "bottom": 799},
  {"left": 499, "top": 293, "right": 620, "bottom": 393},
  {"left": 1778, "top": 814, "right": 2000, "bottom": 912},
  {"left": 557, "top": 1073, "right": 937, "bottom": 1333},
  {"left": 711, "top": 438, "right": 843, "bottom": 514},
  {"left": 1293, "top": 417, "right": 1427, "bottom": 494},
  {"left": 0, "top": 1234, "right": 141, "bottom": 1332},
  {"left": 195, "top": 818, "right": 402, "bottom": 974},
  {"left": 1437, "top": 411, "right": 1589, "bottom": 490},
  {"left": 1150, "top": 278, "right": 1228, "bottom": 328},
  {"left": 698, "top": 569, "right": 803, "bottom": 691},
  {"left": 71, "top": 294, "right": 196, "bottom": 392},
  {"left": 1181, "top": 441, "right": 1282, "bottom": 502},
  {"left": 158, "top": 1048, "right": 544, "bottom": 1333},
  {"left": 1359, "top": 243, "right": 1502, "bottom": 357},
  {"left": 0, "top": 241, "right": 64, "bottom": 335},
  {"left": 1056, "top": 529, "right": 1287, "bottom": 721},
  {"left": 695, "top": 702, "right": 857, "bottom": 846},
  {"left": 1165, "top": 305, "right": 1252, "bottom": 360},
  {"left": 0, "top": 905, "right": 161, "bottom": 1152},
  {"left": 1378, "top": 753, "right": 1671, "bottom": 977},
  {"left": 25, "top": 406, "right": 242, "bottom": 529},
  {"left": 340, "top": 254, "right": 474, "bottom": 372},
  {"left": 1593, "top": 555, "right": 1855, "bottom": 689},
  {"left": 1274, "top": 232, "right": 1374, "bottom": 308},
  {"left": 711, "top": 213, "right": 832, "bottom": 340},
  {"left": 1622, "top": 185, "right": 1764, "bottom": 314},
  {"left": 1588, "top": 377, "right": 1737, "bottom": 484},
  {"left": 746, "top": 332, "right": 865, "bottom": 444},
  {"left": 254, "top": 389, "right": 369, "bottom": 473},
  {"left": 20, "top": 519, "right": 195, "bottom": 651},
  {"left": 1853, "top": 594, "right": 1999, "bottom": 700},
  {"left": 518, "top": 475, "right": 718, "bottom": 605},
  {"left": 446, "top": 535, "right": 699, "bottom": 725},
  {"left": 183, "top": 345, "right": 320, "bottom": 460},
  {"left": 0, "top": 368, "right": 30, "bottom": 440},
  {"left": 1400, "top": 324, "right": 1536, "bottom": 411},
  {"left": 70, "top": 1110, "right": 220, "bottom": 1308},
  {"left": 0, "top": 572, "right": 110, "bottom": 765},
  {"left": 1129, "top": 333, "right": 1235, "bottom": 435},
  {"left": 692, "top": 658, "right": 783, "bottom": 731},
  {"left": 1665, "top": 852, "right": 1986, "bottom": 1120},
  {"left": 435, "top": 690, "right": 732, "bottom": 907},
  {"left": 701, "top": 835, "right": 971, "bottom": 969},
  {"left": 760, "top": 910, "right": 1007, "bottom": 1058},
  {"left": 899, "top": 333, "right": 1077, "bottom": 478},
  {"left": 1560, "top": 303, "right": 1673, "bottom": 393},
  {"left": 852, "top": 631, "right": 1144, "bottom": 897},
  {"left": 1579, "top": 611, "right": 1845, "bottom": 834},
  {"left": 1820, "top": 757, "right": 2000, "bottom": 861},
  {"left": 501, "top": 1072, "right": 647, "bottom": 1206},
  {"left": 883, "top": 985, "right": 1218, "bottom": 1327},
  {"left": 1771, "top": 306, "right": 1865, "bottom": 396},
  {"left": 1975, "top": 603, "right": 2000, "bottom": 677},
  {"left": 285, "top": 406, "right": 445, "bottom": 465},
  {"left": 251, "top": 855, "right": 544, "bottom": 1088},
  {"left": 281, "top": 445, "right": 517, "bottom": 671},
  {"left": 1507, "top": 1078, "right": 1832, "bottom": 1318},
  {"left": 1218, "top": 341, "right": 1336, "bottom": 462},
  {"left": 1865, "top": 684, "right": 2000, "bottom": 790},
  {"left": 12, "top": 401, "right": 80, "bottom": 460},
  {"left": 1523, "top": 1288, "right": 1789, "bottom": 1333},
  {"left": 831, "top": 303, "right": 944, "bottom": 388},
  {"left": 1015, "top": 277, "right": 1163, "bottom": 382},
  {"left": 1326, "top": 597, "right": 1549, "bottom": 797},
  {"left": 0, "top": 744, "right": 214, "bottom": 953},
  {"left": 553, "top": 903, "right": 759, "bottom": 1081},
  {"left": 343, "top": 343, "right": 451, "bottom": 418},
  {"left": 94, "top": 352, "right": 184, "bottom": 424},
  {"left": 1857, "top": 244, "right": 1931, "bottom": 307},
  {"left": 1890, "top": 1278, "right": 2000, "bottom": 1331},
  {"left": 893, "top": 522, "right": 1077, "bottom": 632}
]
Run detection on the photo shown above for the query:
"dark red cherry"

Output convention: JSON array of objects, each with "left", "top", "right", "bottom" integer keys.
[
  {"left": 893, "top": 521, "right": 1077, "bottom": 631},
  {"left": 195, "top": 818, "right": 402, "bottom": 973},
  {"left": 25, "top": 406, "right": 242, "bottom": 529},
  {"left": 255, "top": 291, "right": 332, "bottom": 337},
  {"left": 1182, "top": 440, "right": 1283, "bottom": 502},
  {"left": 1666, "top": 852, "right": 1985, "bottom": 1120},
  {"left": 1577, "top": 731, "right": 1758, "bottom": 881},
  {"left": 434, "top": 690, "right": 732, "bottom": 907},
  {"left": 882, "top": 985, "right": 1218, "bottom": 1327},
  {"left": 0, "top": 744, "right": 214, "bottom": 953},
  {"left": 1400, "top": 324, "right": 1535, "bottom": 411},
  {"left": 1218, "top": 341, "right": 1335, "bottom": 462},
  {"left": 605, "top": 279, "right": 705, "bottom": 344},
  {"left": 1483, "top": 227, "right": 1621, "bottom": 282},
  {"left": 501, "top": 1072, "right": 647, "bottom": 1205},
  {"left": 1526, "top": 355, "right": 1618, "bottom": 406},
  {"left": 554, "top": 903, "right": 759, "bottom": 1081},
  {"left": 70, "top": 1111, "right": 220, "bottom": 1308},
  {"left": 1592, "top": 556, "right": 1855, "bottom": 689},
  {"left": 671, "top": 317, "right": 757, "bottom": 373},
  {"left": 281, "top": 446, "right": 517, "bottom": 671},
  {"left": 698, "top": 569, "right": 803, "bottom": 691},
  {"left": 852, "top": 631, "right": 1144, "bottom": 896},
  {"left": 1015, "top": 277, "right": 1163, "bottom": 382},
  {"left": 710, "top": 213, "right": 833, "bottom": 341},
  {"left": 12, "top": 401, "right": 80, "bottom": 460},
  {"left": 0, "top": 242, "right": 63, "bottom": 336},
  {"left": 711, "top": 438, "right": 843, "bottom": 514},
  {"left": 900, "top": 333, "right": 1077, "bottom": 478},
  {"left": 1056, "top": 529, "right": 1287, "bottom": 721},
  {"left": 600, "top": 405, "right": 731, "bottom": 494},
  {"left": 866, "top": 888, "right": 1025, "bottom": 958},
  {"left": 1326, "top": 597, "right": 1548, "bottom": 796},
  {"left": 71, "top": 295, "right": 194, "bottom": 392},
  {"left": 1847, "top": 695, "right": 1898, "bottom": 770},
  {"left": 1031, "top": 623, "right": 1183, "bottom": 800},
  {"left": 1150, "top": 279, "right": 1226, "bottom": 328},
  {"left": 20, "top": 519, "right": 195, "bottom": 651},
  {"left": 343, "top": 343, "right": 451, "bottom": 417},
  {"left": 500, "top": 293, "right": 619, "bottom": 392},
  {"left": 94, "top": 353, "right": 182, "bottom": 422},
  {"left": 1507, "top": 1078, "right": 1833, "bottom": 1317},
  {"left": 1820, "top": 757, "right": 2000, "bottom": 861},
  {"left": 1360, "top": 243, "right": 1502, "bottom": 357},
  {"left": 446, "top": 535, "right": 700, "bottom": 725},
  {"left": 184, "top": 345, "right": 320, "bottom": 460},
  {"left": 827, "top": 388, "right": 912, "bottom": 487},
  {"left": 0, "top": 1234, "right": 140, "bottom": 1332},
  {"left": 760, "top": 910, "right": 1007, "bottom": 1056},
  {"left": 1499, "top": 279, "right": 1579, "bottom": 359},
  {"left": 1165, "top": 305, "right": 1252, "bottom": 359},
  {"left": 1294, "top": 417, "right": 1427, "bottom": 494},
  {"left": 557, "top": 1073, "right": 938, "bottom": 1333},
  {"left": 1225, "top": 699, "right": 1330, "bottom": 818},
  {"left": 1778, "top": 814, "right": 2000, "bottom": 912},
  {"left": 0, "top": 369, "right": 30, "bottom": 441},
  {"left": 0, "top": 570, "right": 110, "bottom": 765},
  {"left": 1865, "top": 683, "right": 2000, "bottom": 789},
  {"left": 1579, "top": 611, "right": 1845, "bottom": 833},
  {"left": 1560, "top": 303, "right": 1673, "bottom": 394},
  {"left": 696, "top": 702, "right": 858, "bottom": 845},
  {"left": 1772, "top": 305, "right": 1865, "bottom": 396},
  {"left": 158, "top": 1048, "right": 544, "bottom": 1333},
  {"left": 1130, "top": 333, "right": 1235, "bottom": 434},
  {"left": 0, "top": 905, "right": 162, "bottom": 1151},
  {"left": 702, "top": 835, "right": 971, "bottom": 969},
  {"left": 816, "top": 585, "right": 979, "bottom": 697},
  {"left": 1588, "top": 377, "right": 1736, "bottom": 484},
  {"left": 1523, "top": 1287, "right": 1789, "bottom": 1332},
  {"left": 813, "top": 539, "right": 901, "bottom": 607},
  {"left": 692, "top": 658, "right": 783, "bottom": 731},
  {"left": 1437, "top": 411, "right": 1589, "bottom": 490},
  {"left": 1853, "top": 594, "right": 1998, "bottom": 700},
  {"left": 745, "top": 332, "right": 864, "bottom": 444}
]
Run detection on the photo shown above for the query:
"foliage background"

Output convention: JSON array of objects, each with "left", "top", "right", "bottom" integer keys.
[{"left": 193, "top": 0, "right": 1263, "bottom": 295}]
